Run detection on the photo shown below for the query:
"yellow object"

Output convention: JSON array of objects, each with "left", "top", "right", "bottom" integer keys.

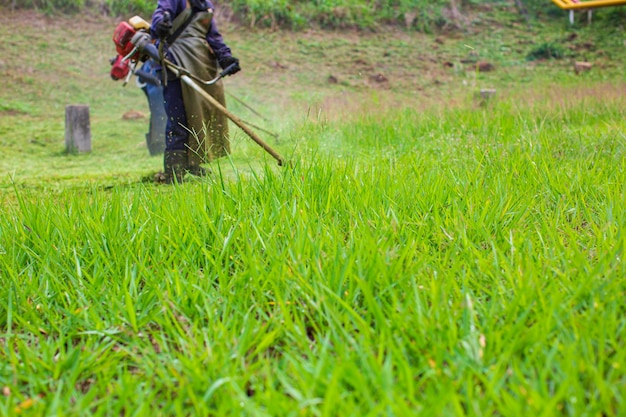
[
  {"left": 14, "top": 398, "right": 36, "bottom": 414},
  {"left": 129, "top": 15, "right": 150, "bottom": 30},
  {"left": 551, "top": 0, "right": 626, "bottom": 9}
]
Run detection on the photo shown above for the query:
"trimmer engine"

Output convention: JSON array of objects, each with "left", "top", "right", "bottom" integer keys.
[
  {"left": 110, "top": 16, "right": 152, "bottom": 82},
  {"left": 110, "top": 55, "right": 130, "bottom": 80},
  {"left": 113, "top": 21, "right": 138, "bottom": 58}
]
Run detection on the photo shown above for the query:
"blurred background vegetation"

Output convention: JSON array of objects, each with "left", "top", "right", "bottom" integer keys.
[{"left": 1, "top": 0, "right": 625, "bottom": 31}]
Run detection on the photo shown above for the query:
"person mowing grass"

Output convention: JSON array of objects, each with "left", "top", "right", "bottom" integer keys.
[{"left": 151, "top": 0, "right": 241, "bottom": 183}]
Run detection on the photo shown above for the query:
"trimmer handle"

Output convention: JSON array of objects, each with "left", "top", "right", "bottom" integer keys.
[
  {"left": 159, "top": 12, "right": 172, "bottom": 40},
  {"left": 135, "top": 68, "right": 161, "bottom": 86},
  {"left": 129, "top": 32, "right": 160, "bottom": 61},
  {"left": 219, "top": 62, "right": 240, "bottom": 79}
]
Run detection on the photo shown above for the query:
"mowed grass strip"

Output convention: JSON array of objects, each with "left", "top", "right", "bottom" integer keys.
[{"left": 0, "top": 96, "right": 625, "bottom": 415}]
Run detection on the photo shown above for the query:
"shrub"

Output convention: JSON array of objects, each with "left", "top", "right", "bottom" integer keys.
[
  {"left": 0, "top": 0, "right": 85, "bottom": 13},
  {"left": 526, "top": 42, "right": 566, "bottom": 60},
  {"left": 105, "top": 0, "right": 154, "bottom": 17}
]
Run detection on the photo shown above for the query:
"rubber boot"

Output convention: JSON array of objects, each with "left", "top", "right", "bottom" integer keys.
[
  {"left": 164, "top": 150, "right": 187, "bottom": 184},
  {"left": 187, "top": 148, "right": 209, "bottom": 177}
]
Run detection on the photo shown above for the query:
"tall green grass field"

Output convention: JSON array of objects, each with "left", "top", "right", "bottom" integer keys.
[
  {"left": 1, "top": 95, "right": 625, "bottom": 415},
  {"left": 0, "top": 4, "right": 625, "bottom": 416}
]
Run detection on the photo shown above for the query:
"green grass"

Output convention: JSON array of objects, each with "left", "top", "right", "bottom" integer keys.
[
  {"left": 4, "top": 0, "right": 623, "bottom": 32},
  {"left": 1, "top": 96, "right": 625, "bottom": 415},
  {"left": 1, "top": 7, "right": 625, "bottom": 417}
]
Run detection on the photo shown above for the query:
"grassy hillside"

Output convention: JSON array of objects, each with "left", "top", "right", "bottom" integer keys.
[
  {"left": 2, "top": 0, "right": 625, "bottom": 30},
  {"left": 0, "top": 5, "right": 624, "bottom": 187},
  {"left": 0, "top": 5, "right": 625, "bottom": 416}
]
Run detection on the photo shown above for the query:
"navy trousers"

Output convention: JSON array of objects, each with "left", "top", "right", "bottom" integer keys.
[{"left": 162, "top": 76, "right": 189, "bottom": 152}]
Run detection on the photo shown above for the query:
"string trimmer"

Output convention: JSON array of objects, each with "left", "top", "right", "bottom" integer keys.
[{"left": 110, "top": 16, "right": 284, "bottom": 166}]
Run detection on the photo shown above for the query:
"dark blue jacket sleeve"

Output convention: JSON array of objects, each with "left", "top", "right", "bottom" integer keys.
[
  {"left": 151, "top": 0, "right": 232, "bottom": 62},
  {"left": 150, "top": 0, "right": 184, "bottom": 39},
  {"left": 206, "top": 16, "right": 232, "bottom": 62}
]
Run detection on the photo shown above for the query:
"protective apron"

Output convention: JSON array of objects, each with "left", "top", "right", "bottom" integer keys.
[{"left": 167, "top": 8, "right": 230, "bottom": 168}]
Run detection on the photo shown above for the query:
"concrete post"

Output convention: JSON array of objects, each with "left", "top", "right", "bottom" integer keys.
[{"left": 65, "top": 105, "right": 91, "bottom": 153}]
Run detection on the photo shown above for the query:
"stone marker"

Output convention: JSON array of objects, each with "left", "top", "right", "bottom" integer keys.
[
  {"left": 65, "top": 105, "right": 91, "bottom": 153},
  {"left": 475, "top": 89, "right": 497, "bottom": 107},
  {"left": 574, "top": 61, "right": 592, "bottom": 75},
  {"left": 480, "top": 89, "right": 497, "bottom": 99}
]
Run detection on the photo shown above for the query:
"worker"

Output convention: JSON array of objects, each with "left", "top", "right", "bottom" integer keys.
[{"left": 151, "top": 0, "right": 240, "bottom": 183}]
